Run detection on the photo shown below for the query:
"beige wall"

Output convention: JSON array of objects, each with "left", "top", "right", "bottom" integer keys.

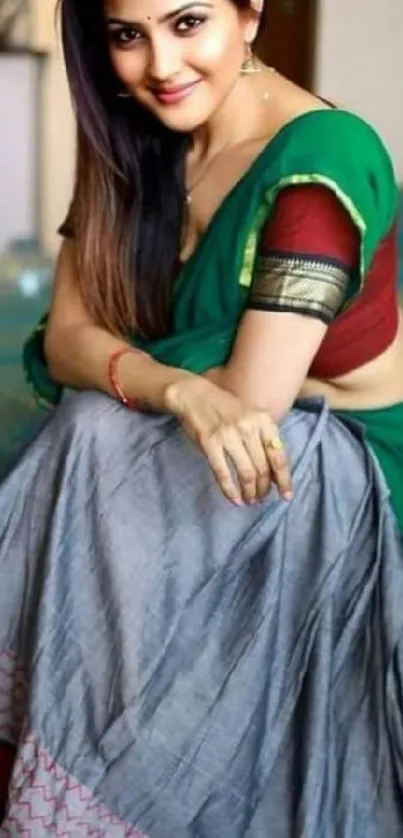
[
  {"left": 32, "top": 0, "right": 403, "bottom": 253},
  {"left": 315, "top": 0, "right": 403, "bottom": 180},
  {"left": 32, "top": 0, "right": 75, "bottom": 254}
]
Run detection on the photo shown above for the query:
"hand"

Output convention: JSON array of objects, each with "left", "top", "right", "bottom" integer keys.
[{"left": 165, "top": 377, "right": 292, "bottom": 506}]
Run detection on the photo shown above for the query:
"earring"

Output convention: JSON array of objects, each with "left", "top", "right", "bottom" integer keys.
[
  {"left": 117, "top": 91, "right": 131, "bottom": 99},
  {"left": 240, "top": 42, "right": 261, "bottom": 75}
]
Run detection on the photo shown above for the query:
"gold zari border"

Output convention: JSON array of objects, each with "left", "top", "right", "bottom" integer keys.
[{"left": 250, "top": 253, "right": 349, "bottom": 321}]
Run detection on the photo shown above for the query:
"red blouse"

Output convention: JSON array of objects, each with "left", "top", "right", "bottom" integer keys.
[{"left": 249, "top": 185, "right": 399, "bottom": 379}]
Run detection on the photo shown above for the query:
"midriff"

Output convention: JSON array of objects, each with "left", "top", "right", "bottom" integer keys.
[{"left": 300, "top": 308, "right": 403, "bottom": 410}]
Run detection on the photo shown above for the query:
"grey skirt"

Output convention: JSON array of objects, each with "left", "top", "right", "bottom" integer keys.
[{"left": 1, "top": 391, "right": 403, "bottom": 837}]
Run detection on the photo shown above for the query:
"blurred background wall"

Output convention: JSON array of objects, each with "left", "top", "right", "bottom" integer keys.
[
  {"left": 315, "top": 0, "right": 403, "bottom": 180},
  {"left": 31, "top": 0, "right": 75, "bottom": 254}
]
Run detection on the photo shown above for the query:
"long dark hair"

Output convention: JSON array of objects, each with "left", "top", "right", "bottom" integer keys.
[{"left": 59, "top": 0, "right": 254, "bottom": 337}]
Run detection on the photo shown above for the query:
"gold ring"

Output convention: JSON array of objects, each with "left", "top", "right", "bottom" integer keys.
[{"left": 266, "top": 435, "right": 283, "bottom": 452}]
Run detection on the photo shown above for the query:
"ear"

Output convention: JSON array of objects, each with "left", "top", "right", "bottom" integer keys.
[{"left": 243, "top": 0, "right": 264, "bottom": 44}]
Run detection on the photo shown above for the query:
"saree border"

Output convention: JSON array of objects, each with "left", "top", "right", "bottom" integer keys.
[{"left": 3, "top": 730, "right": 149, "bottom": 837}]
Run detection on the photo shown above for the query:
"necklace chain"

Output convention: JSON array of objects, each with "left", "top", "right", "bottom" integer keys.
[
  {"left": 185, "top": 139, "right": 235, "bottom": 205},
  {"left": 184, "top": 79, "right": 273, "bottom": 205}
]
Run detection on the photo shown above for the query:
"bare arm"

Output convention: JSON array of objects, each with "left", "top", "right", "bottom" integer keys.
[
  {"left": 43, "top": 240, "right": 291, "bottom": 505},
  {"left": 44, "top": 240, "right": 194, "bottom": 412},
  {"left": 206, "top": 185, "right": 359, "bottom": 420},
  {"left": 204, "top": 310, "right": 327, "bottom": 422}
]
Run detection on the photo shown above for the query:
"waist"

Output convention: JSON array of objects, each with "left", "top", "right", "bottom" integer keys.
[{"left": 301, "top": 312, "right": 403, "bottom": 411}]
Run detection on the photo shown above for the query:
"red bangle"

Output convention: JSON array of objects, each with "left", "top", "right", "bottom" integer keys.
[{"left": 108, "top": 348, "right": 140, "bottom": 410}]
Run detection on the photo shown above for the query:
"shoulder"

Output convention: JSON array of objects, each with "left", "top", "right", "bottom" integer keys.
[
  {"left": 247, "top": 88, "right": 399, "bottom": 280},
  {"left": 278, "top": 108, "right": 392, "bottom": 169},
  {"left": 259, "top": 107, "right": 398, "bottom": 242},
  {"left": 266, "top": 76, "right": 392, "bottom": 167}
]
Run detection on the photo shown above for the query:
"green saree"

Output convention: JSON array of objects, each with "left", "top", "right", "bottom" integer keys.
[{"left": 24, "top": 109, "right": 403, "bottom": 526}]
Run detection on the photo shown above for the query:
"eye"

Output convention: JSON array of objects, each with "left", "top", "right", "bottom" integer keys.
[
  {"left": 108, "top": 26, "right": 143, "bottom": 48},
  {"left": 175, "top": 15, "right": 205, "bottom": 35}
]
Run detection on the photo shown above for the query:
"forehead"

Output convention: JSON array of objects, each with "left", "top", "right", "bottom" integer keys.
[{"left": 104, "top": 0, "right": 220, "bottom": 22}]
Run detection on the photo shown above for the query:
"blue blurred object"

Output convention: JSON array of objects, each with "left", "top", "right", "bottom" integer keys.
[{"left": 0, "top": 238, "right": 53, "bottom": 477}]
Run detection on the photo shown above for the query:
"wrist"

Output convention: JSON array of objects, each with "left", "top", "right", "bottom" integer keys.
[
  {"left": 122, "top": 355, "right": 196, "bottom": 414},
  {"left": 164, "top": 371, "right": 210, "bottom": 416},
  {"left": 108, "top": 348, "right": 142, "bottom": 409},
  {"left": 109, "top": 347, "right": 207, "bottom": 416}
]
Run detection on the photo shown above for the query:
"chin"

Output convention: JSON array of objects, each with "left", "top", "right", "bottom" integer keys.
[
  {"left": 157, "top": 113, "right": 209, "bottom": 133},
  {"left": 156, "top": 103, "right": 217, "bottom": 134},
  {"left": 141, "top": 92, "right": 214, "bottom": 134}
]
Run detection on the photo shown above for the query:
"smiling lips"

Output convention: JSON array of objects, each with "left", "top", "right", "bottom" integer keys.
[{"left": 151, "top": 80, "right": 200, "bottom": 105}]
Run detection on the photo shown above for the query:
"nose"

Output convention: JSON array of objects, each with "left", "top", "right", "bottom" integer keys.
[{"left": 147, "top": 36, "right": 182, "bottom": 82}]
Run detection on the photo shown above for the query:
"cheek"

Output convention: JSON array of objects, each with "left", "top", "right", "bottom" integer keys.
[
  {"left": 191, "top": 29, "right": 244, "bottom": 77},
  {"left": 109, "top": 50, "right": 144, "bottom": 87}
]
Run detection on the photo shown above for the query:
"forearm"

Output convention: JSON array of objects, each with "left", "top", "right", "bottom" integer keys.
[
  {"left": 44, "top": 322, "right": 193, "bottom": 413},
  {"left": 203, "top": 365, "right": 292, "bottom": 422}
]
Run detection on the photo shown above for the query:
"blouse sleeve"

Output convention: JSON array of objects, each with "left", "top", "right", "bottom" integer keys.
[{"left": 248, "top": 184, "right": 360, "bottom": 325}]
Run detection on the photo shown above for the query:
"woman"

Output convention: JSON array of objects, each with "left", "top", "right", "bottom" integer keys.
[{"left": 1, "top": 0, "right": 403, "bottom": 833}]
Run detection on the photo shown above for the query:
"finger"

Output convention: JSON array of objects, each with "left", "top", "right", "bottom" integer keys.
[
  {"left": 202, "top": 438, "right": 243, "bottom": 505},
  {"left": 223, "top": 433, "right": 259, "bottom": 504},
  {"left": 262, "top": 431, "right": 293, "bottom": 500},
  {"left": 241, "top": 431, "right": 272, "bottom": 500}
]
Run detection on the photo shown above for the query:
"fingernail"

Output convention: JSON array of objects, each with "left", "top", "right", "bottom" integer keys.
[
  {"left": 283, "top": 491, "right": 293, "bottom": 502},
  {"left": 233, "top": 499, "right": 244, "bottom": 507}
]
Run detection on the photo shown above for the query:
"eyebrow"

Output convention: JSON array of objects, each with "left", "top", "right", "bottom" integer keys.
[{"left": 107, "top": 2, "right": 213, "bottom": 26}]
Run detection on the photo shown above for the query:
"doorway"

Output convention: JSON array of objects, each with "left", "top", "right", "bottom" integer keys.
[{"left": 255, "top": 0, "right": 318, "bottom": 90}]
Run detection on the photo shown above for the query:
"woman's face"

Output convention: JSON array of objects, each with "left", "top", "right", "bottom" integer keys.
[{"left": 104, "top": 0, "right": 256, "bottom": 132}]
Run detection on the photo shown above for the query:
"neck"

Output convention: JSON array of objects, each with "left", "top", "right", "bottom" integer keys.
[{"left": 190, "top": 63, "right": 271, "bottom": 161}]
